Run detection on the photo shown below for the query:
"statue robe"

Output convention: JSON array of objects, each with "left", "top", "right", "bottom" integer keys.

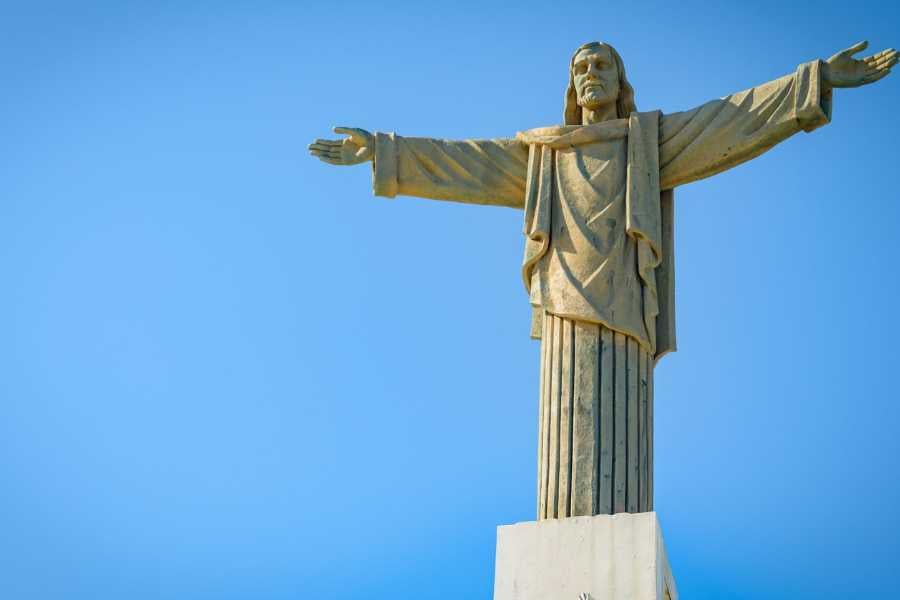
[
  {"left": 370, "top": 60, "right": 831, "bottom": 516},
  {"left": 372, "top": 60, "right": 830, "bottom": 359}
]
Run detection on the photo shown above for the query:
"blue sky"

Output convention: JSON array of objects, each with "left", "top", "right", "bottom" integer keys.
[{"left": 2, "top": 2, "right": 899, "bottom": 598}]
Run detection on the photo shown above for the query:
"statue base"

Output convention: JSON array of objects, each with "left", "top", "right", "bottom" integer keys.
[{"left": 493, "top": 512, "right": 677, "bottom": 600}]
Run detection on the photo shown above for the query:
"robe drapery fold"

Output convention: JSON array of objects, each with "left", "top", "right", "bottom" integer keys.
[
  {"left": 537, "top": 313, "right": 654, "bottom": 517},
  {"left": 370, "top": 60, "right": 831, "bottom": 362},
  {"left": 518, "top": 112, "right": 672, "bottom": 358}
]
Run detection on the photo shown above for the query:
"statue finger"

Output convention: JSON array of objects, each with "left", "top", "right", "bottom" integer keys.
[
  {"left": 862, "top": 67, "right": 881, "bottom": 78},
  {"left": 866, "top": 60, "right": 897, "bottom": 77},
  {"left": 862, "top": 48, "right": 892, "bottom": 63},
  {"left": 333, "top": 126, "right": 369, "bottom": 144},
  {"left": 880, "top": 57, "right": 899, "bottom": 70},
  {"left": 843, "top": 40, "right": 868, "bottom": 57},
  {"left": 309, "top": 147, "right": 341, "bottom": 161},
  {"left": 310, "top": 143, "right": 343, "bottom": 156},
  {"left": 311, "top": 151, "right": 344, "bottom": 164},
  {"left": 862, "top": 69, "right": 890, "bottom": 85},
  {"left": 865, "top": 51, "right": 897, "bottom": 68},
  {"left": 873, "top": 53, "right": 898, "bottom": 69},
  {"left": 308, "top": 145, "right": 336, "bottom": 155},
  {"left": 314, "top": 138, "right": 342, "bottom": 147}
]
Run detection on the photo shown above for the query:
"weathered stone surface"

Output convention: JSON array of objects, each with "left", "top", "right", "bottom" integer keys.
[
  {"left": 494, "top": 512, "right": 677, "bottom": 600},
  {"left": 308, "top": 36, "right": 895, "bottom": 565},
  {"left": 537, "top": 315, "right": 653, "bottom": 519}
]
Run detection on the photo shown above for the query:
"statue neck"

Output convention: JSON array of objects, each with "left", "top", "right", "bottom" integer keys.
[{"left": 581, "top": 103, "right": 618, "bottom": 125}]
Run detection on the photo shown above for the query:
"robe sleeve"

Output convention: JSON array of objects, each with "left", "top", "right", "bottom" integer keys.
[
  {"left": 659, "top": 60, "right": 832, "bottom": 190},
  {"left": 371, "top": 133, "right": 529, "bottom": 209}
]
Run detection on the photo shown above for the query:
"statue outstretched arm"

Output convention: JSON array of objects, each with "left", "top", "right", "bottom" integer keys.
[
  {"left": 309, "top": 127, "right": 529, "bottom": 209},
  {"left": 658, "top": 41, "right": 895, "bottom": 190}
]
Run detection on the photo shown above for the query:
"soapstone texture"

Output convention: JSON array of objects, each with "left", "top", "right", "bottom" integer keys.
[
  {"left": 309, "top": 41, "right": 896, "bottom": 518},
  {"left": 493, "top": 512, "right": 677, "bottom": 600}
]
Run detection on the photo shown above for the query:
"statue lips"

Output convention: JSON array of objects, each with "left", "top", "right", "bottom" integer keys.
[{"left": 580, "top": 81, "right": 606, "bottom": 98}]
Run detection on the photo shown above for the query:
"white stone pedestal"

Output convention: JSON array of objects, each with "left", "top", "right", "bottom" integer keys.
[{"left": 493, "top": 512, "right": 677, "bottom": 600}]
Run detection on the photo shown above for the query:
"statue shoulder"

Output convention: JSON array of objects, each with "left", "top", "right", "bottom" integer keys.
[
  {"left": 517, "top": 119, "right": 629, "bottom": 147},
  {"left": 516, "top": 124, "right": 578, "bottom": 143}
]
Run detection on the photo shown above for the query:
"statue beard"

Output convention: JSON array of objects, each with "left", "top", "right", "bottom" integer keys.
[{"left": 578, "top": 87, "right": 618, "bottom": 113}]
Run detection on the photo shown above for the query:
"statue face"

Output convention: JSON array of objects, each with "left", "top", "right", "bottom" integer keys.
[{"left": 572, "top": 46, "right": 620, "bottom": 111}]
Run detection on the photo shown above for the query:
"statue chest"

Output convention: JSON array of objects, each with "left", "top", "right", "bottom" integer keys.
[{"left": 552, "top": 138, "right": 629, "bottom": 253}]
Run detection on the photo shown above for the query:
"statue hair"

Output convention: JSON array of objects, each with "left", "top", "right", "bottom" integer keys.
[{"left": 564, "top": 42, "right": 637, "bottom": 125}]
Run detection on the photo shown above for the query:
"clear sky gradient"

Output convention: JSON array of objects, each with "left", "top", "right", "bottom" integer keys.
[{"left": 2, "top": 2, "right": 899, "bottom": 598}]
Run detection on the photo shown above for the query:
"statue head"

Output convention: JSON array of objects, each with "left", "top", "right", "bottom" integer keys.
[{"left": 564, "top": 42, "right": 637, "bottom": 125}]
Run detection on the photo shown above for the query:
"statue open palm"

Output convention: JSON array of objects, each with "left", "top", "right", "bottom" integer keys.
[
  {"left": 824, "top": 41, "right": 896, "bottom": 87},
  {"left": 308, "top": 126, "right": 373, "bottom": 165}
]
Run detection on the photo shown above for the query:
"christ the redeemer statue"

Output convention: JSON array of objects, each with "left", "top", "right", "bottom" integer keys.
[{"left": 310, "top": 41, "right": 895, "bottom": 520}]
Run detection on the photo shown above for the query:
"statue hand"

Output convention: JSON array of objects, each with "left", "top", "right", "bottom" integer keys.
[
  {"left": 308, "top": 126, "right": 374, "bottom": 166},
  {"left": 823, "top": 41, "right": 896, "bottom": 88}
]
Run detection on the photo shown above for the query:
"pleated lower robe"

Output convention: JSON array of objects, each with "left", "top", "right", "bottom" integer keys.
[{"left": 537, "top": 312, "right": 653, "bottom": 519}]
